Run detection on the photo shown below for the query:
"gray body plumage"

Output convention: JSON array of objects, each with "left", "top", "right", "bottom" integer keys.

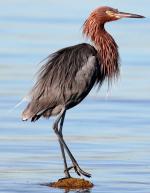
[{"left": 22, "top": 43, "right": 101, "bottom": 121}]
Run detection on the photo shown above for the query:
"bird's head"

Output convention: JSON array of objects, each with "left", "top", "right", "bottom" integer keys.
[
  {"left": 93, "top": 6, "right": 145, "bottom": 24},
  {"left": 83, "top": 6, "right": 145, "bottom": 82}
]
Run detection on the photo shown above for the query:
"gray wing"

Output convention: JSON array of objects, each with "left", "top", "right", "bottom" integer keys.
[
  {"left": 64, "top": 56, "right": 98, "bottom": 108},
  {"left": 22, "top": 43, "right": 98, "bottom": 121}
]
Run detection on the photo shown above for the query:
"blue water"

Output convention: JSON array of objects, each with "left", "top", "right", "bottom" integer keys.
[{"left": 0, "top": 0, "right": 150, "bottom": 193}]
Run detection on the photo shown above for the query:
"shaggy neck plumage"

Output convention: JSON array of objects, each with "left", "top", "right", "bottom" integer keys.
[{"left": 83, "top": 16, "right": 120, "bottom": 83}]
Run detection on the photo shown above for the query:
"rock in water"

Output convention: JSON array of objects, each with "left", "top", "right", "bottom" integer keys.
[{"left": 48, "top": 178, "right": 93, "bottom": 189}]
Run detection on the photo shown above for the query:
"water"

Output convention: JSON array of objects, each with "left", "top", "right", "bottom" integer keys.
[{"left": 0, "top": 0, "right": 150, "bottom": 192}]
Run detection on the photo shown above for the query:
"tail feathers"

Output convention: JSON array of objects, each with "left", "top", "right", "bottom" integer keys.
[
  {"left": 22, "top": 103, "right": 35, "bottom": 121},
  {"left": 22, "top": 100, "right": 51, "bottom": 121},
  {"left": 22, "top": 109, "right": 42, "bottom": 122}
]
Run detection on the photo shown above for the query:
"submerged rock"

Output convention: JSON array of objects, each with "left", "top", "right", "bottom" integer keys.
[{"left": 48, "top": 177, "right": 93, "bottom": 190}]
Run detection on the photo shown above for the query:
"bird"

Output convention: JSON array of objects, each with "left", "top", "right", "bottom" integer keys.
[{"left": 22, "top": 6, "right": 144, "bottom": 179}]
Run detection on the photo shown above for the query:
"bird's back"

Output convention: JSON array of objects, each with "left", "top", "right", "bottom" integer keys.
[{"left": 22, "top": 43, "right": 100, "bottom": 121}]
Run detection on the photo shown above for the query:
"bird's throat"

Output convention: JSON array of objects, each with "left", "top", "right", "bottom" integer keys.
[
  {"left": 83, "top": 20, "right": 120, "bottom": 83},
  {"left": 96, "top": 29, "right": 120, "bottom": 81}
]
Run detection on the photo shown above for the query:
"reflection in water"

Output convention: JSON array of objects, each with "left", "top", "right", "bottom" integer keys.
[
  {"left": 41, "top": 180, "right": 92, "bottom": 193},
  {"left": 63, "top": 189, "right": 91, "bottom": 193}
]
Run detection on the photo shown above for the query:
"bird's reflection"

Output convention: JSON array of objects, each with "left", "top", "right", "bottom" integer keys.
[
  {"left": 41, "top": 181, "right": 92, "bottom": 193},
  {"left": 64, "top": 188, "right": 91, "bottom": 193}
]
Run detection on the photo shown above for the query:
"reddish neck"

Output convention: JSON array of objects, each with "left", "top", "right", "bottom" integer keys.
[{"left": 83, "top": 17, "right": 120, "bottom": 82}]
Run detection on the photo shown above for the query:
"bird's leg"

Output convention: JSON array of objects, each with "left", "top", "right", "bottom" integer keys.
[
  {"left": 58, "top": 110, "right": 71, "bottom": 178},
  {"left": 53, "top": 108, "right": 71, "bottom": 178},
  {"left": 59, "top": 136, "right": 91, "bottom": 178},
  {"left": 53, "top": 108, "right": 91, "bottom": 178},
  {"left": 57, "top": 131, "right": 91, "bottom": 178}
]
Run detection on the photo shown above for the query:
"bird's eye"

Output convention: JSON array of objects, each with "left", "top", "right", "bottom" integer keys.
[{"left": 106, "top": 10, "right": 115, "bottom": 16}]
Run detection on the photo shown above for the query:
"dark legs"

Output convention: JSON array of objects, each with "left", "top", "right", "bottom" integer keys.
[
  {"left": 53, "top": 108, "right": 91, "bottom": 178},
  {"left": 58, "top": 111, "right": 71, "bottom": 178}
]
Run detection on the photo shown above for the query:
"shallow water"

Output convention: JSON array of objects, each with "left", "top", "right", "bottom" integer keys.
[{"left": 0, "top": 0, "right": 150, "bottom": 193}]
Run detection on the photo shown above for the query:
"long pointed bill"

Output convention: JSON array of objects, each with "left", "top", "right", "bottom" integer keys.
[{"left": 116, "top": 11, "right": 145, "bottom": 19}]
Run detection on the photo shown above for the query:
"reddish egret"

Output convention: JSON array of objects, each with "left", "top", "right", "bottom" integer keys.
[{"left": 22, "top": 6, "right": 144, "bottom": 178}]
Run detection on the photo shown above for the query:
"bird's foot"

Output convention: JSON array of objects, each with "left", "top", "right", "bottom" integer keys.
[
  {"left": 58, "top": 176, "right": 72, "bottom": 181},
  {"left": 58, "top": 170, "right": 72, "bottom": 181},
  {"left": 65, "top": 164, "right": 91, "bottom": 178}
]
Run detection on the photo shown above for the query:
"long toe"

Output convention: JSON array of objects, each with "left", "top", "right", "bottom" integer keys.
[
  {"left": 74, "top": 165, "right": 91, "bottom": 178},
  {"left": 79, "top": 168, "right": 91, "bottom": 178},
  {"left": 58, "top": 176, "right": 72, "bottom": 181},
  {"left": 68, "top": 164, "right": 91, "bottom": 178},
  {"left": 64, "top": 166, "right": 74, "bottom": 172}
]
